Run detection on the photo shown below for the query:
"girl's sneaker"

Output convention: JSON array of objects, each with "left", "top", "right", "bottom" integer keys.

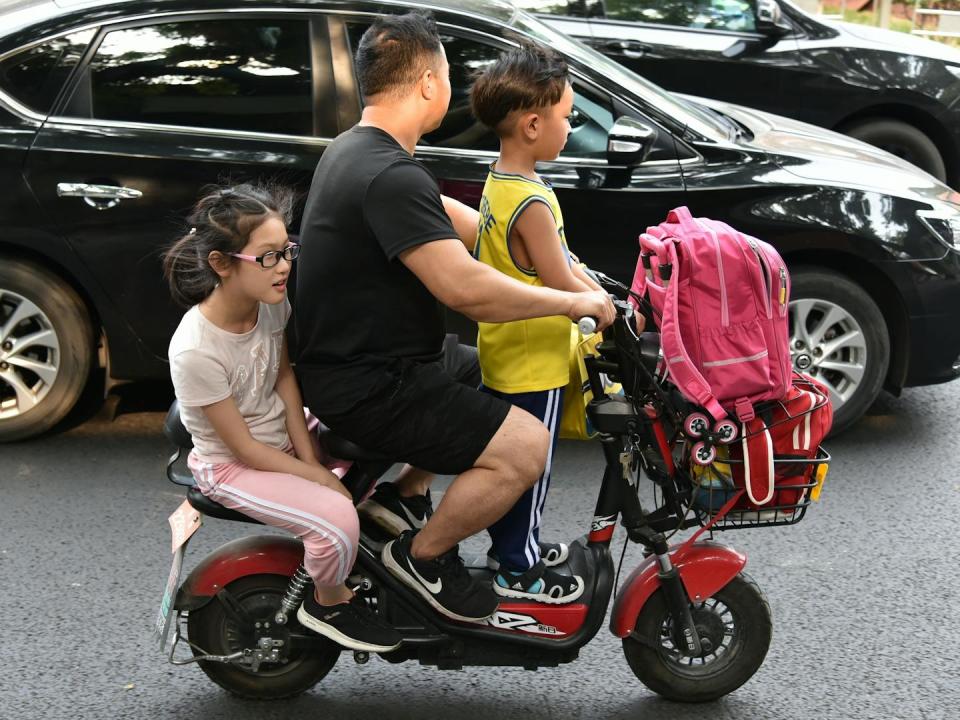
[
  {"left": 297, "top": 594, "right": 402, "bottom": 653},
  {"left": 486, "top": 541, "right": 569, "bottom": 570},
  {"left": 493, "top": 561, "right": 585, "bottom": 604}
]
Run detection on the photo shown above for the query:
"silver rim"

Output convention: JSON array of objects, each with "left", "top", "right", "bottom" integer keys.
[
  {"left": 789, "top": 298, "right": 866, "bottom": 409},
  {"left": 0, "top": 289, "right": 60, "bottom": 419}
]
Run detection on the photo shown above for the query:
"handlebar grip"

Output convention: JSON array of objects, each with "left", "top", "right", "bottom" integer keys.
[{"left": 578, "top": 317, "right": 597, "bottom": 335}]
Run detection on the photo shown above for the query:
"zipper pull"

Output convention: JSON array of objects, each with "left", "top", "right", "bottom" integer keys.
[{"left": 779, "top": 267, "right": 787, "bottom": 305}]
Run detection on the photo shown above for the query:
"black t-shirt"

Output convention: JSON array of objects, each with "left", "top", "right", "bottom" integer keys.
[{"left": 294, "top": 125, "right": 457, "bottom": 415}]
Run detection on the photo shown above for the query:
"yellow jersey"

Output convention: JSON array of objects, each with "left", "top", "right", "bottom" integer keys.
[{"left": 475, "top": 167, "right": 571, "bottom": 393}]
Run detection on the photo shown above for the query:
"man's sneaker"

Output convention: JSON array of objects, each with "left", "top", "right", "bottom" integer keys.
[
  {"left": 493, "top": 561, "right": 585, "bottom": 605},
  {"left": 382, "top": 530, "right": 498, "bottom": 623},
  {"left": 297, "top": 594, "right": 402, "bottom": 653},
  {"left": 358, "top": 483, "right": 433, "bottom": 536},
  {"left": 486, "top": 541, "right": 569, "bottom": 570}
]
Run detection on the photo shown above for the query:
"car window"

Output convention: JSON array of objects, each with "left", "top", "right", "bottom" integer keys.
[
  {"left": 511, "top": 0, "right": 590, "bottom": 17},
  {"left": 0, "top": 29, "right": 95, "bottom": 114},
  {"left": 345, "top": 24, "right": 614, "bottom": 160},
  {"left": 69, "top": 19, "right": 313, "bottom": 135},
  {"left": 603, "top": 0, "right": 758, "bottom": 33}
]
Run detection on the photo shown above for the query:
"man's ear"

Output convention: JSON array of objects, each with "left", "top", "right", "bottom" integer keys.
[
  {"left": 419, "top": 68, "right": 435, "bottom": 100},
  {"left": 208, "top": 250, "right": 233, "bottom": 278}
]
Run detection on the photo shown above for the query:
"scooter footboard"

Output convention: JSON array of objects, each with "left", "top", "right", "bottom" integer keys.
[
  {"left": 175, "top": 535, "right": 304, "bottom": 611},
  {"left": 609, "top": 541, "right": 746, "bottom": 638}
]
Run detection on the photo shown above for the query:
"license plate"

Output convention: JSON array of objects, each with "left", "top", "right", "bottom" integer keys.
[
  {"left": 810, "top": 463, "right": 829, "bottom": 502},
  {"left": 154, "top": 501, "right": 202, "bottom": 650}
]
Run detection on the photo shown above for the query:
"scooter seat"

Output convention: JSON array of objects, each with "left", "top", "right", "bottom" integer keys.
[
  {"left": 320, "top": 432, "right": 392, "bottom": 462},
  {"left": 187, "top": 486, "right": 262, "bottom": 524},
  {"left": 163, "top": 400, "right": 193, "bottom": 450}
]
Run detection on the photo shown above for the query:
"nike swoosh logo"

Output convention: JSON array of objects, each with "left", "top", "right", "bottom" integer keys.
[
  {"left": 406, "top": 556, "right": 442, "bottom": 595},
  {"left": 399, "top": 502, "right": 425, "bottom": 529}
]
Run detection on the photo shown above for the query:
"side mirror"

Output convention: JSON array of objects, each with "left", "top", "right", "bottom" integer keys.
[
  {"left": 607, "top": 116, "right": 656, "bottom": 166},
  {"left": 755, "top": 0, "right": 792, "bottom": 37}
]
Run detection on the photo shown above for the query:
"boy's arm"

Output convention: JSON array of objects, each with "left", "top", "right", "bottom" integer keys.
[
  {"left": 512, "top": 201, "right": 592, "bottom": 293},
  {"left": 571, "top": 260, "right": 603, "bottom": 292},
  {"left": 441, "top": 194, "right": 480, "bottom": 253}
]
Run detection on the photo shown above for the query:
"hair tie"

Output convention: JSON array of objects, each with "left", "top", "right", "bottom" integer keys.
[{"left": 189, "top": 227, "right": 197, "bottom": 235}]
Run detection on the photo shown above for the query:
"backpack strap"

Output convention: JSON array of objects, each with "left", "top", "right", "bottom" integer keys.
[
  {"left": 740, "top": 416, "right": 775, "bottom": 505},
  {"left": 659, "top": 239, "right": 726, "bottom": 422}
]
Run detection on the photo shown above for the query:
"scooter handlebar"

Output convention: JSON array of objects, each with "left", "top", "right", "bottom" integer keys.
[{"left": 578, "top": 317, "right": 598, "bottom": 335}]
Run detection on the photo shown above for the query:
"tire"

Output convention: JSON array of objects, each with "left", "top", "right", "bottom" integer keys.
[
  {"left": 187, "top": 574, "right": 340, "bottom": 699},
  {"left": 842, "top": 118, "right": 947, "bottom": 183},
  {"left": 0, "top": 259, "right": 95, "bottom": 442},
  {"left": 622, "top": 572, "right": 772, "bottom": 703},
  {"left": 789, "top": 267, "right": 889, "bottom": 435}
]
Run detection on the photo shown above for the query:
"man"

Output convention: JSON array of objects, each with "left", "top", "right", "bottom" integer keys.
[{"left": 294, "top": 12, "right": 614, "bottom": 624}]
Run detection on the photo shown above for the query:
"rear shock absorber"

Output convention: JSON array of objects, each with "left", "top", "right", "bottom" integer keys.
[{"left": 275, "top": 564, "right": 312, "bottom": 625}]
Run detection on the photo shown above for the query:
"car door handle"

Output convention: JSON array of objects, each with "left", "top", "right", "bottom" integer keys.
[
  {"left": 57, "top": 183, "right": 142, "bottom": 210},
  {"left": 604, "top": 40, "right": 651, "bottom": 59}
]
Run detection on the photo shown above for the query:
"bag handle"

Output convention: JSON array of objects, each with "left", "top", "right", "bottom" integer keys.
[
  {"left": 666, "top": 206, "right": 700, "bottom": 234},
  {"left": 659, "top": 240, "right": 726, "bottom": 421}
]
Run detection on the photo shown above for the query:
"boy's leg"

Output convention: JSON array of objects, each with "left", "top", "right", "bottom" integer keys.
[
  {"left": 482, "top": 386, "right": 585, "bottom": 605},
  {"left": 484, "top": 387, "right": 563, "bottom": 571}
]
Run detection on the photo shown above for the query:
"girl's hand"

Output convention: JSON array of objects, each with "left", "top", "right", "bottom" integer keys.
[{"left": 306, "top": 464, "right": 352, "bottom": 501}]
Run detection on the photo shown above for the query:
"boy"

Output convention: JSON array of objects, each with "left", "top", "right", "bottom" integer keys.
[{"left": 468, "top": 44, "right": 603, "bottom": 604}]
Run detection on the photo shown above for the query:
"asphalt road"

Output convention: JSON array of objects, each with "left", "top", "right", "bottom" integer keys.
[{"left": 2, "top": 382, "right": 958, "bottom": 720}]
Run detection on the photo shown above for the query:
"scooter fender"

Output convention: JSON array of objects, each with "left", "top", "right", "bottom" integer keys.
[
  {"left": 175, "top": 535, "right": 304, "bottom": 611},
  {"left": 609, "top": 541, "right": 746, "bottom": 638}
]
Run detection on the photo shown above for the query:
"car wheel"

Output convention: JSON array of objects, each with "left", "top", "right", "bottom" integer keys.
[
  {"left": 0, "top": 259, "right": 95, "bottom": 442},
  {"left": 841, "top": 118, "right": 947, "bottom": 183},
  {"left": 788, "top": 267, "right": 889, "bottom": 435}
]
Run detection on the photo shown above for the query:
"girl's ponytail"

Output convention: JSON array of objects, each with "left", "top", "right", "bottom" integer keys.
[{"left": 163, "top": 228, "right": 220, "bottom": 309}]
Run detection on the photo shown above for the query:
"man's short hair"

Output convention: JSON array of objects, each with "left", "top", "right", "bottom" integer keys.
[
  {"left": 356, "top": 12, "right": 443, "bottom": 99},
  {"left": 470, "top": 42, "right": 569, "bottom": 135}
]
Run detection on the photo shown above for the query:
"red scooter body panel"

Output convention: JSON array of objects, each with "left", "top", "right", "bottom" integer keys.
[
  {"left": 176, "top": 535, "right": 303, "bottom": 609},
  {"left": 608, "top": 541, "right": 746, "bottom": 637}
]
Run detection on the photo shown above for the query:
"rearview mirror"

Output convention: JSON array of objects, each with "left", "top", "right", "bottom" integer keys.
[
  {"left": 755, "top": 0, "right": 792, "bottom": 37},
  {"left": 607, "top": 116, "right": 656, "bottom": 166}
]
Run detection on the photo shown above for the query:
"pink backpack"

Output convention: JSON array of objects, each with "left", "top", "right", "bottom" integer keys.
[{"left": 630, "top": 206, "right": 792, "bottom": 423}]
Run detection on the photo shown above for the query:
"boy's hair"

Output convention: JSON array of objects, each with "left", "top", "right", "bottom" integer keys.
[
  {"left": 162, "top": 183, "right": 295, "bottom": 308},
  {"left": 470, "top": 42, "right": 569, "bottom": 135},
  {"left": 355, "top": 12, "right": 443, "bottom": 100}
]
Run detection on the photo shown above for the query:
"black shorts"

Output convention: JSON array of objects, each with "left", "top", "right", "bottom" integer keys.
[{"left": 318, "top": 341, "right": 511, "bottom": 476}]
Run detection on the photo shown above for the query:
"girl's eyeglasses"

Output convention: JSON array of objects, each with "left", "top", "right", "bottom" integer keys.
[{"left": 229, "top": 243, "right": 300, "bottom": 269}]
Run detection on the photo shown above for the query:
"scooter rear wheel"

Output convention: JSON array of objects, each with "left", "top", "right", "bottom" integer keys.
[
  {"left": 187, "top": 574, "right": 340, "bottom": 699},
  {"left": 622, "top": 572, "right": 771, "bottom": 702}
]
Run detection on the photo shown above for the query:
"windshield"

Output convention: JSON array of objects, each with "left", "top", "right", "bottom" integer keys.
[{"left": 509, "top": 9, "right": 729, "bottom": 140}]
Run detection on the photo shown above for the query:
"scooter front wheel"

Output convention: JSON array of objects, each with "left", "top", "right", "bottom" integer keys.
[
  {"left": 187, "top": 574, "right": 340, "bottom": 699},
  {"left": 622, "top": 572, "right": 771, "bottom": 702}
]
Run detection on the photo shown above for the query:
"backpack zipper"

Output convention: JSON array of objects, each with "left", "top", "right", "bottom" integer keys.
[
  {"left": 746, "top": 237, "right": 773, "bottom": 319},
  {"left": 779, "top": 266, "right": 788, "bottom": 317}
]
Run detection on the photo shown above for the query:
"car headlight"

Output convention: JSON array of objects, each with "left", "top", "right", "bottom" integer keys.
[{"left": 917, "top": 208, "right": 960, "bottom": 253}]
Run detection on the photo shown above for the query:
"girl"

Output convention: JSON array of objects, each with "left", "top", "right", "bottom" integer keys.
[{"left": 163, "top": 184, "right": 400, "bottom": 653}]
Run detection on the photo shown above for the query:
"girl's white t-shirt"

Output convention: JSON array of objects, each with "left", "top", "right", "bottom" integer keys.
[{"left": 168, "top": 299, "right": 291, "bottom": 463}]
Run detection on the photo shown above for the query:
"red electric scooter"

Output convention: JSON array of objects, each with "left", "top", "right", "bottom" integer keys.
[{"left": 155, "top": 279, "right": 826, "bottom": 702}]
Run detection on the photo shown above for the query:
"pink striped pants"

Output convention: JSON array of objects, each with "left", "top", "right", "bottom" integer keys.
[{"left": 188, "top": 448, "right": 358, "bottom": 587}]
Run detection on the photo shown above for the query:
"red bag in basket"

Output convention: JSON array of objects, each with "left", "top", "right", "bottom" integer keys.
[{"left": 729, "top": 373, "right": 832, "bottom": 508}]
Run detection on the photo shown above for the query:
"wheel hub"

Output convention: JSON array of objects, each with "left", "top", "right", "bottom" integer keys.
[
  {"left": 671, "top": 607, "right": 727, "bottom": 659},
  {"left": 795, "top": 353, "right": 813, "bottom": 371},
  {"left": 0, "top": 289, "right": 61, "bottom": 419}
]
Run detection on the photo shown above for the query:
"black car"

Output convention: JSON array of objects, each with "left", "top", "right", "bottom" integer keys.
[
  {"left": 522, "top": 0, "right": 960, "bottom": 186},
  {"left": 1, "top": 0, "right": 959, "bottom": 442}
]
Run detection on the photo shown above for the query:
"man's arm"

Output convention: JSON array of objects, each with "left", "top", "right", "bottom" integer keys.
[
  {"left": 440, "top": 194, "right": 480, "bottom": 253},
  {"left": 399, "top": 239, "right": 614, "bottom": 328}
]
